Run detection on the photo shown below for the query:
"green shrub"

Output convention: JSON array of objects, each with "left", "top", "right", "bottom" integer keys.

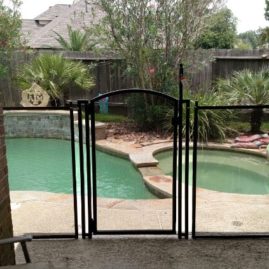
[
  {"left": 17, "top": 54, "right": 94, "bottom": 105},
  {"left": 127, "top": 94, "right": 172, "bottom": 132}
]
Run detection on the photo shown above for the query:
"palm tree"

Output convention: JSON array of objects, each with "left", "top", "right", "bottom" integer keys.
[
  {"left": 216, "top": 69, "right": 269, "bottom": 133},
  {"left": 17, "top": 54, "right": 94, "bottom": 105},
  {"left": 54, "top": 25, "right": 93, "bottom": 51},
  {"left": 190, "top": 90, "right": 233, "bottom": 142},
  {"left": 164, "top": 89, "right": 232, "bottom": 142}
]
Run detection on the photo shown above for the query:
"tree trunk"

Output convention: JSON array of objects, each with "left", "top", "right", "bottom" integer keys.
[{"left": 250, "top": 108, "right": 263, "bottom": 133}]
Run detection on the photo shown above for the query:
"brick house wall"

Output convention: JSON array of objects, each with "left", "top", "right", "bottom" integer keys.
[{"left": 0, "top": 106, "right": 15, "bottom": 266}]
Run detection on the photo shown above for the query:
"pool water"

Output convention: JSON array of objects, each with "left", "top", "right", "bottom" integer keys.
[
  {"left": 6, "top": 138, "right": 156, "bottom": 199},
  {"left": 156, "top": 149, "right": 269, "bottom": 195}
]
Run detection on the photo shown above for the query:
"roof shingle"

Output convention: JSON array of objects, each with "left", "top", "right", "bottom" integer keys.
[
  {"left": 21, "top": 0, "right": 104, "bottom": 49},
  {"left": 21, "top": 19, "right": 43, "bottom": 43}
]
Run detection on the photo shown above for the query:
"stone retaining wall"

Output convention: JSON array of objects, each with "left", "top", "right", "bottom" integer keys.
[
  {"left": 4, "top": 111, "right": 72, "bottom": 139},
  {"left": 0, "top": 107, "right": 15, "bottom": 266},
  {"left": 4, "top": 110, "right": 106, "bottom": 140}
]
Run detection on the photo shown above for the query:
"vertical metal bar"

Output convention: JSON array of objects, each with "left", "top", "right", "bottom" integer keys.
[
  {"left": 90, "top": 100, "right": 97, "bottom": 233},
  {"left": 21, "top": 242, "right": 31, "bottom": 263},
  {"left": 85, "top": 102, "right": 92, "bottom": 239},
  {"left": 177, "top": 64, "right": 184, "bottom": 238},
  {"left": 106, "top": 61, "right": 111, "bottom": 92},
  {"left": 192, "top": 101, "right": 199, "bottom": 239},
  {"left": 97, "top": 61, "right": 101, "bottom": 93},
  {"left": 184, "top": 100, "right": 190, "bottom": 239},
  {"left": 77, "top": 100, "right": 86, "bottom": 239},
  {"left": 69, "top": 103, "right": 79, "bottom": 239},
  {"left": 116, "top": 61, "right": 121, "bottom": 90},
  {"left": 178, "top": 104, "right": 182, "bottom": 238},
  {"left": 172, "top": 101, "right": 178, "bottom": 233},
  {"left": 179, "top": 64, "right": 184, "bottom": 100}
]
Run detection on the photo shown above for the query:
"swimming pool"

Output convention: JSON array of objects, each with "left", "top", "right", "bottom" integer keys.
[
  {"left": 156, "top": 149, "right": 269, "bottom": 195},
  {"left": 6, "top": 138, "right": 156, "bottom": 199}
]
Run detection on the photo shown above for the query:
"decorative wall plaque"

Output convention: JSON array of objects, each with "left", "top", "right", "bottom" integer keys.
[{"left": 20, "top": 83, "right": 50, "bottom": 107}]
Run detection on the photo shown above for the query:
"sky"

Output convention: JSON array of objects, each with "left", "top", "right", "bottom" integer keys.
[
  {"left": 6, "top": 0, "right": 269, "bottom": 33},
  {"left": 226, "top": 0, "right": 268, "bottom": 33},
  {"left": 19, "top": 0, "right": 74, "bottom": 19}
]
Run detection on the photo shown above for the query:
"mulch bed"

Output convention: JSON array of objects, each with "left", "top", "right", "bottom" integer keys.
[{"left": 106, "top": 122, "right": 172, "bottom": 144}]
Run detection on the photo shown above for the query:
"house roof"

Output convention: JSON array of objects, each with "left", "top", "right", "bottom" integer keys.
[
  {"left": 34, "top": 4, "right": 71, "bottom": 21},
  {"left": 21, "top": 19, "right": 43, "bottom": 43},
  {"left": 21, "top": 0, "right": 104, "bottom": 49}
]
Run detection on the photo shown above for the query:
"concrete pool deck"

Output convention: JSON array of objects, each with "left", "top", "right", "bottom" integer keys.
[
  {"left": 10, "top": 188, "right": 269, "bottom": 235},
  {"left": 10, "top": 191, "right": 173, "bottom": 235}
]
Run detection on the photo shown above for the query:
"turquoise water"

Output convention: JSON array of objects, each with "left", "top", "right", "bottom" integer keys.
[
  {"left": 6, "top": 138, "right": 156, "bottom": 199},
  {"left": 156, "top": 150, "right": 269, "bottom": 195}
]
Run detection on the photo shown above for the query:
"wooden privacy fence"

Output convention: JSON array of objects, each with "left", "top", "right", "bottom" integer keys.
[
  {"left": 186, "top": 49, "right": 269, "bottom": 92},
  {"left": 2, "top": 49, "right": 269, "bottom": 107},
  {"left": 0, "top": 51, "right": 132, "bottom": 106}
]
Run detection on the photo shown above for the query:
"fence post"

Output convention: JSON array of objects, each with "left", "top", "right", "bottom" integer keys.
[
  {"left": 67, "top": 101, "right": 79, "bottom": 239},
  {"left": 77, "top": 100, "right": 88, "bottom": 239},
  {"left": 192, "top": 101, "right": 198, "bottom": 239},
  {"left": 178, "top": 64, "right": 184, "bottom": 239},
  {"left": 184, "top": 100, "right": 190, "bottom": 239}
]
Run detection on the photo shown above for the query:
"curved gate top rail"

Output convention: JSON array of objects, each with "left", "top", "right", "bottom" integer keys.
[{"left": 90, "top": 88, "right": 178, "bottom": 103}]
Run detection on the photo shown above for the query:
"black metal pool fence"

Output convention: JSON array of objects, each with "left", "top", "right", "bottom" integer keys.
[{"left": 4, "top": 94, "right": 269, "bottom": 240}]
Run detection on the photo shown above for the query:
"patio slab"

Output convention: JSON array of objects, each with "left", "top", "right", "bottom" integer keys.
[
  {"left": 1, "top": 262, "right": 56, "bottom": 269},
  {"left": 13, "top": 237, "right": 269, "bottom": 269}
]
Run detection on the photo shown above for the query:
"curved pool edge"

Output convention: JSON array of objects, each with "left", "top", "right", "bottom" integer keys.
[
  {"left": 153, "top": 142, "right": 269, "bottom": 197},
  {"left": 141, "top": 142, "right": 268, "bottom": 198},
  {"left": 97, "top": 140, "right": 269, "bottom": 198},
  {"left": 4, "top": 109, "right": 171, "bottom": 199},
  {"left": 96, "top": 139, "right": 174, "bottom": 198},
  {"left": 203, "top": 143, "right": 267, "bottom": 158}
]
